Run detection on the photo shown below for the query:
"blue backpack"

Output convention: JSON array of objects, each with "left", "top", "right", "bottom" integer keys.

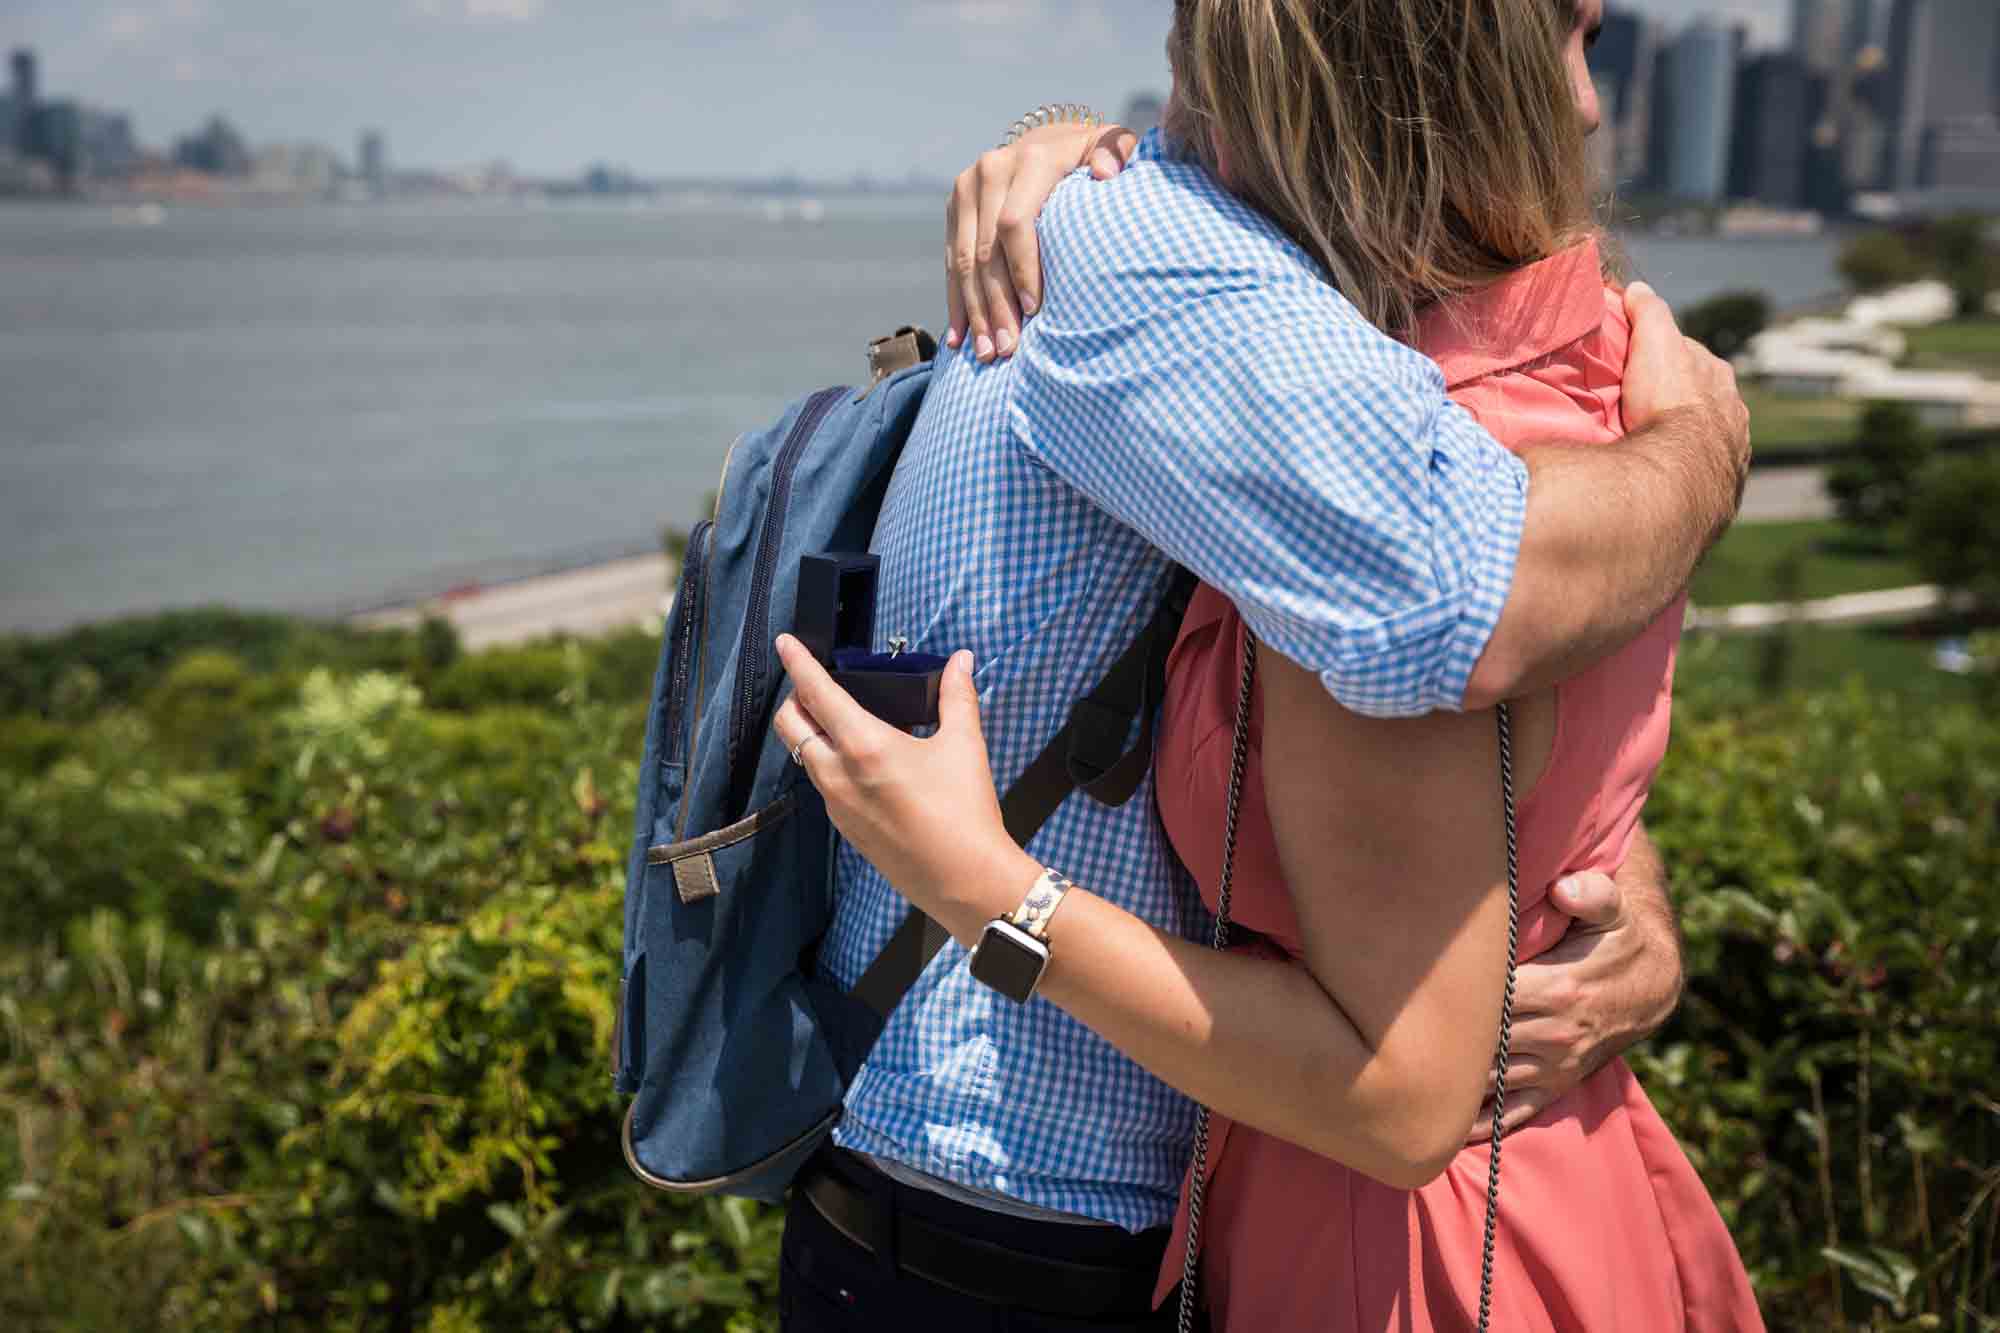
[{"left": 615, "top": 327, "right": 1194, "bottom": 1202}]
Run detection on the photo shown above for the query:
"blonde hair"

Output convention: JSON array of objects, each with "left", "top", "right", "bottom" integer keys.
[{"left": 1166, "top": 0, "right": 1595, "bottom": 342}]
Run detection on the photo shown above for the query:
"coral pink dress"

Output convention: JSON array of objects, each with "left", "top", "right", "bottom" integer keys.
[{"left": 1152, "top": 240, "right": 1765, "bottom": 1331}]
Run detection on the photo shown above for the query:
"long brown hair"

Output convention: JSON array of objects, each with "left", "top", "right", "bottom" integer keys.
[{"left": 1166, "top": 0, "right": 1595, "bottom": 342}]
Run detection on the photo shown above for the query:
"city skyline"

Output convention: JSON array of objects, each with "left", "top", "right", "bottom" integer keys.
[
  {"left": 1585, "top": 0, "right": 2000, "bottom": 209},
  {"left": 5, "top": 0, "right": 1794, "bottom": 181}
]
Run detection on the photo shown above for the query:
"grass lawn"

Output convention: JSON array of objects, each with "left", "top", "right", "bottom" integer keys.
[
  {"left": 1899, "top": 317, "right": 2000, "bottom": 376},
  {"left": 1678, "top": 622, "right": 1978, "bottom": 704},
  {"left": 1689, "top": 519, "right": 1923, "bottom": 607},
  {"left": 1741, "top": 384, "right": 1861, "bottom": 455}
]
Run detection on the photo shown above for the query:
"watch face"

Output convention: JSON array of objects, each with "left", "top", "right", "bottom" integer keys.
[{"left": 968, "top": 923, "right": 1050, "bottom": 1003}]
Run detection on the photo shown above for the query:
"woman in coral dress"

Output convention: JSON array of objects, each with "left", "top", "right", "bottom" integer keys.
[
  {"left": 772, "top": 0, "right": 1765, "bottom": 1324},
  {"left": 1150, "top": 236, "right": 1764, "bottom": 1331}
]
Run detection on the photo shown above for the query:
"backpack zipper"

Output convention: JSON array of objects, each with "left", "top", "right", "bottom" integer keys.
[
  {"left": 724, "top": 386, "right": 846, "bottom": 819},
  {"left": 661, "top": 518, "right": 713, "bottom": 777}
]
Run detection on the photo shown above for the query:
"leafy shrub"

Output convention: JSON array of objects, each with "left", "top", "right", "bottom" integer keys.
[
  {"left": 1919, "top": 215, "right": 2000, "bottom": 318},
  {"left": 0, "top": 631, "right": 771, "bottom": 1333},
  {"left": 1828, "top": 402, "right": 1934, "bottom": 530},
  {"left": 1908, "top": 453, "right": 2000, "bottom": 613},
  {"left": 1839, "top": 231, "right": 1925, "bottom": 293},
  {"left": 1682, "top": 290, "right": 1771, "bottom": 360},
  {"left": 1639, "top": 680, "right": 2000, "bottom": 1329},
  {"left": 2, "top": 621, "right": 1996, "bottom": 1330},
  {"left": 0, "top": 609, "right": 452, "bottom": 718},
  {"left": 429, "top": 644, "right": 581, "bottom": 713},
  {"left": 1947, "top": 254, "right": 1998, "bottom": 319}
]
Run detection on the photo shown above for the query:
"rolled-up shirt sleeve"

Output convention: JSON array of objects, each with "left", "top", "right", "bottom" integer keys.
[{"left": 1009, "top": 288, "right": 1527, "bottom": 718}]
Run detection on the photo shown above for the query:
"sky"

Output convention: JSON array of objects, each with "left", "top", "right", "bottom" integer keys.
[{"left": 3, "top": 0, "right": 1792, "bottom": 181}]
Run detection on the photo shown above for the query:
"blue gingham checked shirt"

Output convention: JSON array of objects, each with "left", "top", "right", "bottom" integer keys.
[{"left": 818, "top": 131, "right": 1530, "bottom": 1231}]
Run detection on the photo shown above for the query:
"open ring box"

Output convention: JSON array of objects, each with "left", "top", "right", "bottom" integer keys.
[{"left": 794, "top": 553, "right": 949, "bottom": 732}]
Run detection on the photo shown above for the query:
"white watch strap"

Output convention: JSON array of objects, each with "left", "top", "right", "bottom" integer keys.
[{"left": 1008, "top": 868, "right": 1073, "bottom": 942}]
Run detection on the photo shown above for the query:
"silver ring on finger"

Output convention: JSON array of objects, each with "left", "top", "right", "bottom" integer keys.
[{"left": 790, "top": 731, "right": 825, "bottom": 768}]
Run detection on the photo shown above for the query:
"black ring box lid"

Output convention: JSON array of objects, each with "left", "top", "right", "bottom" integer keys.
[{"left": 794, "top": 553, "right": 947, "bottom": 731}]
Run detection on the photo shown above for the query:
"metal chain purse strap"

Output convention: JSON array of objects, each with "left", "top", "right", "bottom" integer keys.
[{"left": 1175, "top": 632, "right": 1522, "bottom": 1333}]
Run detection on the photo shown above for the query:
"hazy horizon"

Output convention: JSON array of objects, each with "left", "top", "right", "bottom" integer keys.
[{"left": 6, "top": 0, "right": 1792, "bottom": 181}]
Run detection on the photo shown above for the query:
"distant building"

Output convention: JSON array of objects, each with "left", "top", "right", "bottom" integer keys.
[
  {"left": 1731, "top": 53, "right": 1813, "bottom": 205},
  {"left": 174, "top": 115, "right": 253, "bottom": 176},
  {"left": 1652, "top": 20, "right": 1741, "bottom": 201},
  {"left": 254, "top": 141, "right": 343, "bottom": 196},
  {"left": 1793, "top": 0, "right": 1853, "bottom": 75},
  {"left": 0, "top": 95, "right": 15, "bottom": 163},
  {"left": 10, "top": 48, "right": 35, "bottom": 157},
  {"left": 1919, "top": 0, "right": 1997, "bottom": 124},
  {"left": 1874, "top": 0, "right": 1930, "bottom": 187},
  {"left": 359, "top": 129, "right": 387, "bottom": 197},
  {"left": 1920, "top": 115, "right": 2000, "bottom": 188},
  {"left": 1803, "top": 72, "right": 1854, "bottom": 214},
  {"left": 77, "top": 108, "right": 138, "bottom": 178},
  {"left": 1790, "top": 0, "right": 1891, "bottom": 205},
  {"left": 1874, "top": 0, "right": 2000, "bottom": 188},
  {"left": 1120, "top": 93, "right": 1165, "bottom": 136},
  {"left": 28, "top": 101, "right": 83, "bottom": 185}
]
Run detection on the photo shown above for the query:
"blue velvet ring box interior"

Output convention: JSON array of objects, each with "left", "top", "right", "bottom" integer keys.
[{"left": 794, "top": 553, "right": 948, "bottom": 731}]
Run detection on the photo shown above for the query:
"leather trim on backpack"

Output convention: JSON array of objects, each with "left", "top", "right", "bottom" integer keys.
[
  {"left": 622, "top": 1098, "right": 840, "bottom": 1195},
  {"left": 648, "top": 791, "right": 799, "bottom": 904},
  {"left": 858, "top": 326, "right": 937, "bottom": 401}
]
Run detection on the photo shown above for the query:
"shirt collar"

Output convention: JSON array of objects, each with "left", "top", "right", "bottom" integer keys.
[{"left": 1415, "top": 238, "right": 1607, "bottom": 389}]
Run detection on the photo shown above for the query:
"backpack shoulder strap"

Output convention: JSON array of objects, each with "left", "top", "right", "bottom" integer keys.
[{"left": 848, "top": 565, "right": 1199, "bottom": 1018}]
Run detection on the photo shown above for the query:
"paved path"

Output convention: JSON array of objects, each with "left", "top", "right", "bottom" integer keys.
[
  {"left": 1688, "top": 583, "right": 1942, "bottom": 632},
  {"left": 352, "top": 553, "right": 672, "bottom": 651},
  {"left": 1739, "top": 465, "right": 1832, "bottom": 522}
]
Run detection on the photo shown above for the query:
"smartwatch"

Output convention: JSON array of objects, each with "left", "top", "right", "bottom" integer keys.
[{"left": 967, "top": 869, "right": 1073, "bottom": 1004}]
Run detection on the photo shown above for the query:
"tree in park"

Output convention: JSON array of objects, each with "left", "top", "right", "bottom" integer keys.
[
  {"left": 1922, "top": 214, "right": 1999, "bottom": 317},
  {"left": 1837, "top": 230, "right": 1923, "bottom": 293},
  {"left": 1680, "top": 290, "right": 1770, "bottom": 360},
  {"left": 1907, "top": 453, "right": 2000, "bottom": 613},
  {"left": 1826, "top": 401, "right": 1934, "bottom": 530}
]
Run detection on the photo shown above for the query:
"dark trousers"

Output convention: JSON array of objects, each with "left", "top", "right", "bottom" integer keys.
[{"left": 780, "top": 1152, "right": 1201, "bottom": 1332}]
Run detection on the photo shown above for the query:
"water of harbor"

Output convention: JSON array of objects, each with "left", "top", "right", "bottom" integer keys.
[{"left": 0, "top": 198, "right": 1845, "bottom": 633}]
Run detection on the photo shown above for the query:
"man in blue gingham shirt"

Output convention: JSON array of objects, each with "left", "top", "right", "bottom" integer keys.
[{"left": 811, "top": 131, "right": 1738, "bottom": 1241}]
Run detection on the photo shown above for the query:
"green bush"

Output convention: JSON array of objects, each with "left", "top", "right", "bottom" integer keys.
[
  {"left": 1639, "top": 681, "right": 2000, "bottom": 1328},
  {"left": 0, "top": 609, "right": 456, "bottom": 718},
  {"left": 1839, "top": 231, "right": 1925, "bottom": 293},
  {"left": 1920, "top": 215, "right": 2000, "bottom": 318},
  {"left": 1828, "top": 402, "right": 1934, "bottom": 530},
  {"left": 1908, "top": 454, "right": 2000, "bottom": 613},
  {"left": 1, "top": 614, "right": 1996, "bottom": 1330},
  {"left": 430, "top": 644, "right": 582, "bottom": 713},
  {"left": 0, "top": 622, "right": 764, "bottom": 1333},
  {"left": 1683, "top": 289, "right": 1771, "bottom": 360}
]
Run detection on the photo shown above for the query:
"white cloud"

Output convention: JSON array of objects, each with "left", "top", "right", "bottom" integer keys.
[
  {"left": 409, "top": 0, "right": 549, "bottom": 22},
  {"left": 464, "top": 0, "right": 547, "bottom": 19},
  {"left": 98, "top": 10, "right": 156, "bottom": 43},
  {"left": 771, "top": 9, "right": 820, "bottom": 48},
  {"left": 908, "top": 1, "right": 1045, "bottom": 27},
  {"left": 668, "top": 0, "right": 739, "bottom": 21}
]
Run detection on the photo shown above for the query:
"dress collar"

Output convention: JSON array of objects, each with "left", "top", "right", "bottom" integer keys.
[{"left": 1416, "top": 238, "right": 1608, "bottom": 389}]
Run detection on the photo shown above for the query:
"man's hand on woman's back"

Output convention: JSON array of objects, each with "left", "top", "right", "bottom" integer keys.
[
  {"left": 945, "top": 122, "right": 1139, "bottom": 361},
  {"left": 1619, "top": 281, "right": 1752, "bottom": 534},
  {"left": 1467, "top": 289, "right": 1749, "bottom": 708}
]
